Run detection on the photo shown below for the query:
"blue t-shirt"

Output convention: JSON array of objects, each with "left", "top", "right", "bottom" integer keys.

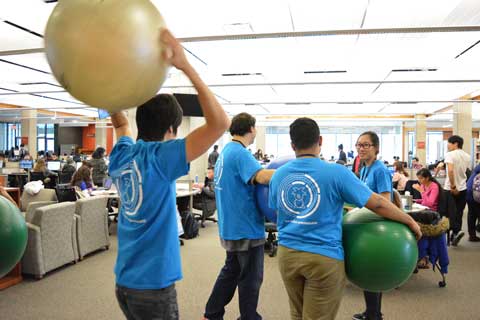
[
  {"left": 466, "top": 164, "right": 480, "bottom": 202},
  {"left": 359, "top": 160, "right": 392, "bottom": 195},
  {"left": 109, "top": 137, "right": 189, "bottom": 289},
  {"left": 214, "top": 141, "right": 263, "bottom": 240},
  {"left": 269, "top": 158, "right": 372, "bottom": 260}
]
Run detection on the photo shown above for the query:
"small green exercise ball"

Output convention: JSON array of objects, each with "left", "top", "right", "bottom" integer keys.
[
  {"left": 343, "top": 208, "right": 418, "bottom": 292},
  {"left": 0, "top": 196, "right": 27, "bottom": 278}
]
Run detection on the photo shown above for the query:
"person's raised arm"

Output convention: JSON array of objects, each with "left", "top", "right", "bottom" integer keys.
[
  {"left": 161, "top": 29, "right": 230, "bottom": 163},
  {"left": 111, "top": 111, "right": 133, "bottom": 140},
  {"left": 365, "top": 192, "right": 422, "bottom": 240}
]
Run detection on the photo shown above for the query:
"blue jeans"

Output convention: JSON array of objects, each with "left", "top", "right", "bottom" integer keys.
[
  {"left": 204, "top": 245, "right": 264, "bottom": 320},
  {"left": 115, "top": 284, "right": 178, "bottom": 320}
]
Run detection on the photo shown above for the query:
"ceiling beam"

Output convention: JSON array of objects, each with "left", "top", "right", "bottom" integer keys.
[
  {"left": 179, "top": 26, "right": 480, "bottom": 42},
  {"left": 2, "top": 25, "right": 480, "bottom": 56}
]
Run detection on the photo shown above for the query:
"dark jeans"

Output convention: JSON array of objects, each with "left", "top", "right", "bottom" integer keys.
[
  {"left": 364, "top": 291, "right": 382, "bottom": 320},
  {"left": 115, "top": 284, "right": 178, "bottom": 320},
  {"left": 467, "top": 201, "right": 480, "bottom": 236},
  {"left": 204, "top": 245, "right": 264, "bottom": 320},
  {"left": 451, "top": 190, "right": 467, "bottom": 234}
]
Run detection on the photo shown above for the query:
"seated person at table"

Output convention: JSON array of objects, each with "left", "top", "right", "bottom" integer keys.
[
  {"left": 412, "top": 168, "right": 441, "bottom": 212},
  {"left": 411, "top": 157, "right": 423, "bottom": 170},
  {"left": 61, "top": 157, "right": 77, "bottom": 175},
  {"left": 32, "top": 158, "right": 58, "bottom": 187},
  {"left": 71, "top": 165, "right": 94, "bottom": 195},
  {"left": 392, "top": 161, "right": 409, "bottom": 193}
]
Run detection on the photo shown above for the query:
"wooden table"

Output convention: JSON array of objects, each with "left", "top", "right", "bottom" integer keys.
[
  {"left": 0, "top": 187, "right": 23, "bottom": 290},
  {"left": 4, "top": 187, "right": 21, "bottom": 207}
]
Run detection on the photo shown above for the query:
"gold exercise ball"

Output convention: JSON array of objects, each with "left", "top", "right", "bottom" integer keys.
[{"left": 44, "top": 0, "right": 168, "bottom": 112}]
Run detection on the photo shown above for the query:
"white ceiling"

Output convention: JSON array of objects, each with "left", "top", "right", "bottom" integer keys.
[{"left": 1, "top": 0, "right": 480, "bottom": 125}]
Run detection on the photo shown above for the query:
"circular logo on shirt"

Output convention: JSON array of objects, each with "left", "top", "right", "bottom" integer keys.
[
  {"left": 278, "top": 173, "right": 321, "bottom": 219},
  {"left": 117, "top": 160, "right": 143, "bottom": 217}
]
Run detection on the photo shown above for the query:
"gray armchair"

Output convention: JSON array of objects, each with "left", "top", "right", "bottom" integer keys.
[
  {"left": 20, "top": 188, "right": 57, "bottom": 217},
  {"left": 75, "top": 196, "right": 110, "bottom": 260},
  {"left": 22, "top": 202, "right": 77, "bottom": 279}
]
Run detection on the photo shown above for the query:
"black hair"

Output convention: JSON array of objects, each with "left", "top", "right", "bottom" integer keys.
[
  {"left": 213, "top": 145, "right": 218, "bottom": 150},
  {"left": 92, "top": 147, "right": 106, "bottom": 159},
  {"left": 358, "top": 131, "right": 380, "bottom": 155},
  {"left": 289, "top": 117, "right": 320, "bottom": 150},
  {"left": 412, "top": 157, "right": 419, "bottom": 161},
  {"left": 416, "top": 168, "right": 443, "bottom": 193},
  {"left": 338, "top": 144, "right": 343, "bottom": 150},
  {"left": 136, "top": 94, "right": 183, "bottom": 142},
  {"left": 448, "top": 135, "right": 464, "bottom": 149},
  {"left": 230, "top": 112, "right": 256, "bottom": 136}
]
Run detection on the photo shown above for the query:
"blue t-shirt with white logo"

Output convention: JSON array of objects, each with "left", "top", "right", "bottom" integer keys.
[
  {"left": 360, "top": 160, "right": 392, "bottom": 195},
  {"left": 109, "top": 136, "right": 189, "bottom": 289},
  {"left": 269, "top": 158, "right": 372, "bottom": 260},
  {"left": 214, "top": 141, "right": 263, "bottom": 240}
]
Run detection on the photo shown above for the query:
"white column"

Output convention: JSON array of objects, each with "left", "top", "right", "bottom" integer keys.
[
  {"left": 453, "top": 100, "right": 473, "bottom": 158},
  {"left": 95, "top": 124, "right": 107, "bottom": 148},
  {"left": 255, "top": 126, "right": 266, "bottom": 154},
  {"left": 21, "top": 109, "right": 37, "bottom": 156},
  {"left": 415, "top": 114, "right": 427, "bottom": 166}
]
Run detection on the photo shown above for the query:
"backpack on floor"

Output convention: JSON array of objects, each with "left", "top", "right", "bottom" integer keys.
[
  {"left": 472, "top": 174, "right": 480, "bottom": 203},
  {"left": 180, "top": 211, "right": 199, "bottom": 239}
]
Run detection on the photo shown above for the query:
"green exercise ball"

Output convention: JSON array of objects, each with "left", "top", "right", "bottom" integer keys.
[
  {"left": 343, "top": 208, "right": 417, "bottom": 292},
  {"left": 0, "top": 196, "right": 27, "bottom": 278},
  {"left": 44, "top": 0, "right": 168, "bottom": 112}
]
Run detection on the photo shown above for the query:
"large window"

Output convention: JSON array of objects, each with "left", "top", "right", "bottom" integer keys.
[
  {"left": 0, "top": 122, "right": 22, "bottom": 152},
  {"left": 37, "top": 124, "right": 55, "bottom": 153},
  {"left": 266, "top": 126, "right": 402, "bottom": 163},
  {"left": 426, "top": 132, "right": 444, "bottom": 165}
]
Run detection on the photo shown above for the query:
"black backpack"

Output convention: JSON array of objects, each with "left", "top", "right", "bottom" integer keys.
[{"left": 180, "top": 211, "right": 199, "bottom": 239}]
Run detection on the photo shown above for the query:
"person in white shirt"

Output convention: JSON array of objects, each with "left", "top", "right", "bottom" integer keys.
[{"left": 444, "top": 135, "right": 471, "bottom": 246}]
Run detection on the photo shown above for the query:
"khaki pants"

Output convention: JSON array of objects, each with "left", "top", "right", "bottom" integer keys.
[{"left": 278, "top": 246, "right": 346, "bottom": 320}]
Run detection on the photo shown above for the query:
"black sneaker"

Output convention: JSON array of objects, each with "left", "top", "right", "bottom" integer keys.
[
  {"left": 352, "top": 313, "right": 367, "bottom": 320},
  {"left": 468, "top": 235, "right": 480, "bottom": 242},
  {"left": 452, "top": 231, "right": 465, "bottom": 246},
  {"left": 352, "top": 312, "right": 384, "bottom": 320}
]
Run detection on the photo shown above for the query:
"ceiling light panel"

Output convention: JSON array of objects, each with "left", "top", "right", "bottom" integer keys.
[
  {"left": 371, "top": 83, "right": 480, "bottom": 101},
  {"left": 273, "top": 84, "right": 379, "bottom": 101},
  {"left": 363, "top": 0, "right": 465, "bottom": 28},
  {"left": 0, "top": 22, "right": 43, "bottom": 52},
  {"left": 288, "top": 0, "right": 369, "bottom": 30},
  {"left": 153, "top": 0, "right": 292, "bottom": 37},
  {"left": 212, "top": 86, "right": 279, "bottom": 103},
  {"left": 1, "top": 0, "right": 55, "bottom": 36},
  {"left": 3, "top": 53, "right": 52, "bottom": 72}
]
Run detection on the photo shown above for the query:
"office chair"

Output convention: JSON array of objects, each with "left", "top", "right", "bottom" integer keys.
[
  {"left": 192, "top": 192, "right": 217, "bottom": 228},
  {"left": 59, "top": 172, "right": 74, "bottom": 184},
  {"left": 29, "top": 171, "right": 47, "bottom": 182}
]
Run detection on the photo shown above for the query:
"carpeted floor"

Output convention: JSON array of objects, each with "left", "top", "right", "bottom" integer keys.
[{"left": 1, "top": 221, "right": 479, "bottom": 320}]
